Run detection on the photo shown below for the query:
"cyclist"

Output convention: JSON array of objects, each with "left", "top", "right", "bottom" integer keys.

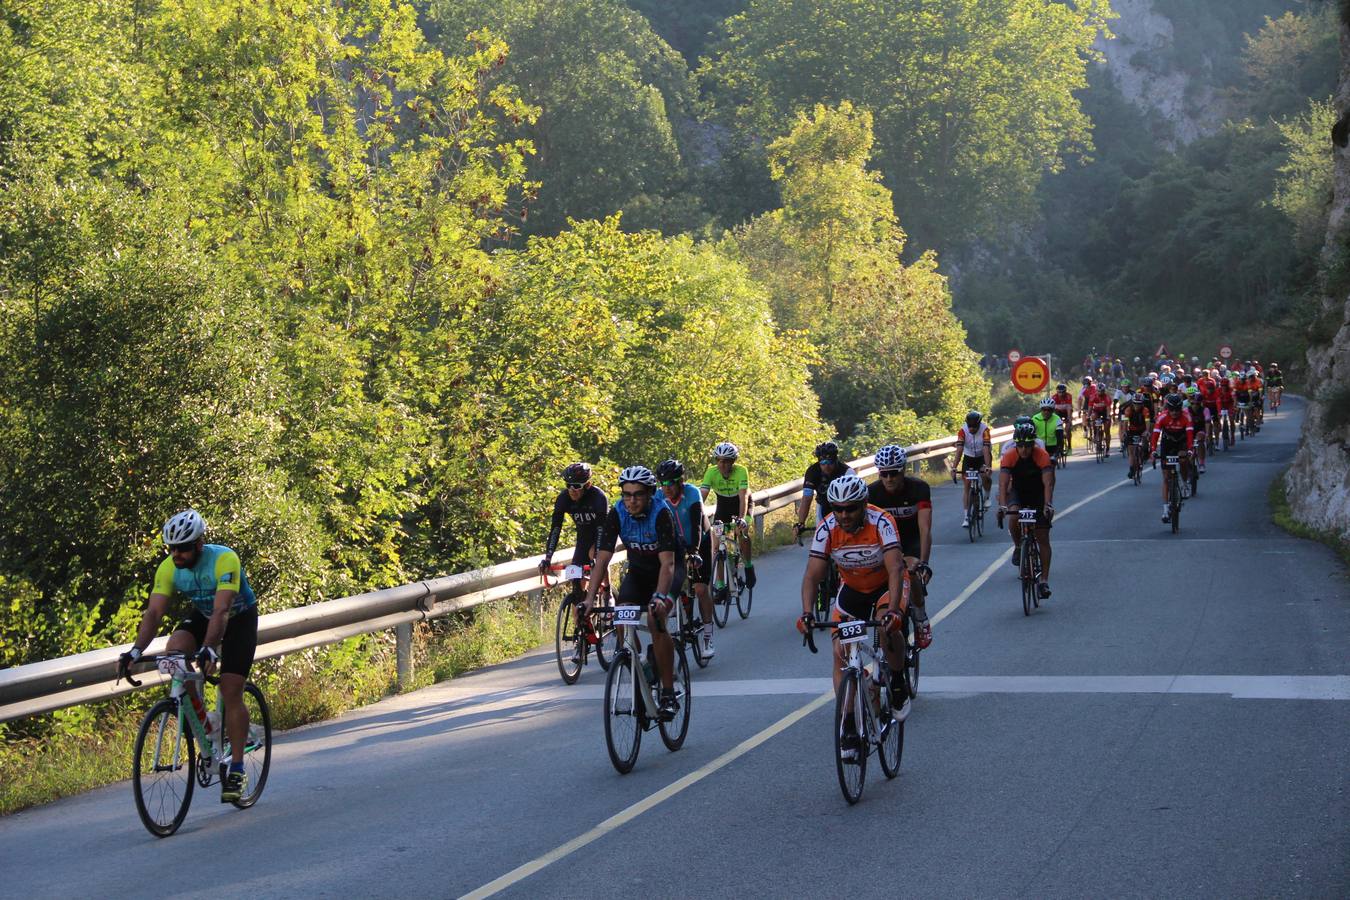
[
  {"left": 1088, "top": 383, "right": 1114, "bottom": 456},
  {"left": 794, "top": 440, "right": 856, "bottom": 534},
  {"left": 700, "top": 442, "right": 757, "bottom": 589},
  {"left": 117, "top": 510, "right": 257, "bottom": 803},
  {"left": 1267, "top": 362, "right": 1284, "bottom": 410},
  {"left": 658, "top": 458, "right": 715, "bottom": 660},
  {"left": 867, "top": 444, "right": 933, "bottom": 649},
  {"left": 1217, "top": 370, "right": 1236, "bottom": 443},
  {"left": 997, "top": 422, "right": 1055, "bottom": 600},
  {"left": 798, "top": 474, "right": 912, "bottom": 749},
  {"left": 1077, "top": 376, "right": 1097, "bottom": 441},
  {"left": 1031, "top": 397, "right": 1065, "bottom": 470},
  {"left": 1234, "top": 369, "right": 1254, "bottom": 435},
  {"left": 1051, "top": 383, "right": 1075, "bottom": 453},
  {"left": 953, "top": 410, "right": 993, "bottom": 528},
  {"left": 1120, "top": 393, "right": 1152, "bottom": 479},
  {"left": 1197, "top": 369, "right": 1220, "bottom": 447},
  {"left": 584, "top": 465, "right": 682, "bottom": 719},
  {"left": 1249, "top": 366, "right": 1264, "bottom": 429},
  {"left": 539, "top": 462, "right": 608, "bottom": 645},
  {"left": 1185, "top": 387, "right": 1208, "bottom": 473},
  {"left": 1150, "top": 393, "right": 1195, "bottom": 524}
]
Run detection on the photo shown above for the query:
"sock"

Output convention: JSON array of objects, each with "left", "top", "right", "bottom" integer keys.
[
  {"left": 745, "top": 560, "right": 753, "bottom": 568},
  {"left": 703, "top": 624, "right": 713, "bottom": 638},
  {"left": 230, "top": 761, "right": 244, "bottom": 775}
]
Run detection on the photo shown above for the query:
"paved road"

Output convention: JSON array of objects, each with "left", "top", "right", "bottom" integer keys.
[{"left": 4, "top": 398, "right": 1347, "bottom": 898}]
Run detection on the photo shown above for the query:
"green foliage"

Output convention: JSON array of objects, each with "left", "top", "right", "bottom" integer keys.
[
  {"left": 1273, "top": 97, "right": 1338, "bottom": 256},
  {"left": 1236, "top": 5, "right": 1340, "bottom": 120},
  {"left": 699, "top": 0, "right": 1115, "bottom": 249},
  {"left": 732, "top": 104, "right": 989, "bottom": 435},
  {"left": 426, "top": 0, "right": 705, "bottom": 236},
  {"left": 623, "top": 0, "right": 747, "bottom": 62}
]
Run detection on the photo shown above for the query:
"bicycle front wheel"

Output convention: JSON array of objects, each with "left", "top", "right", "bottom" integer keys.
[
  {"left": 736, "top": 578, "right": 752, "bottom": 619},
  {"left": 877, "top": 681, "right": 904, "bottom": 780},
  {"left": 133, "top": 699, "right": 195, "bottom": 837},
  {"left": 228, "top": 683, "right": 272, "bottom": 809},
  {"left": 659, "top": 646, "right": 692, "bottom": 751},
  {"left": 1020, "top": 544, "right": 1034, "bottom": 617},
  {"left": 603, "top": 651, "right": 641, "bottom": 774},
  {"left": 555, "top": 599, "right": 583, "bottom": 685},
  {"left": 834, "top": 671, "right": 867, "bottom": 805},
  {"left": 712, "top": 556, "right": 731, "bottom": 628}
]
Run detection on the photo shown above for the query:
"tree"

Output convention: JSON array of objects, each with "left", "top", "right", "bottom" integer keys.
[
  {"left": 1273, "top": 98, "right": 1337, "bottom": 258},
  {"left": 700, "top": 0, "right": 1114, "bottom": 249}
]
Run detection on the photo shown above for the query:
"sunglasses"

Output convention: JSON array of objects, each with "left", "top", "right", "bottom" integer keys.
[
  {"left": 877, "top": 470, "right": 902, "bottom": 479},
  {"left": 660, "top": 480, "right": 681, "bottom": 486},
  {"left": 167, "top": 542, "right": 196, "bottom": 554},
  {"left": 620, "top": 490, "right": 646, "bottom": 501},
  {"left": 566, "top": 482, "right": 587, "bottom": 490},
  {"left": 834, "top": 503, "right": 864, "bottom": 515}
]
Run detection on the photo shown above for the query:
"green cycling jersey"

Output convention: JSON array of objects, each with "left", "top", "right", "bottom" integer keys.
[{"left": 152, "top": 544, "right": 256, "bottom": 618}]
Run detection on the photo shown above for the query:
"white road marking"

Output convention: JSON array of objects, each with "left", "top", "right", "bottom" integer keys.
[{"left": 458, "top": 692, "right": 831, "bottom": 900}]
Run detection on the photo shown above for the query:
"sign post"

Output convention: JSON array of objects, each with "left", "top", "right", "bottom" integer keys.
[{"left": 1011, "top": 356, "right": 1050, "bottom": 395}]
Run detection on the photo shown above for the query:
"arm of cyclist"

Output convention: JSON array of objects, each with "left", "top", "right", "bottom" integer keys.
[
  {"left": 120, "top": 588, "right": 172, "bottom": 675},
  {"left": 583, "top": 508, "right": 622, "bottom": 609},
  {"left": 798, "top": 554, "right": 829, "bottom": 632},
  {"left": 539, "top": 493, "right": 568, "bottom": 573},
  {"left": 197, "top": 585, "right": 238, "bottom": 675}
]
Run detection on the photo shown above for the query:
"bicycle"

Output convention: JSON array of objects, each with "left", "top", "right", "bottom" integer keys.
[
  {"left": 1160, "top": 453, "right": 1185, "bottom": 534},
  {"left": 549, "top": 563, "right": 617, "bottom": 685},
  {"left": 709, "top": 519, "right": 751, "bottom": 626},
  {"left": 1237, "top": 401, "right": 1250, "bottom": 440},
  {"left": 803, "top": 618, "right": 906, "bottom": 805},
  {"left": 998, "top": 507, "right": 1043, "bottom": 617},
  {"left": 798, "top": 525, "right": 840, "bottom": 624},
  {"left": 1219, "top": 407, "right": 1233, "bottom": 451},
  {"left": 675, "top": 569, "right": 710, "bottom": 669},
  {"left": 1124, "top": 433, "right": 1146, "bottom": 486},
  {"left": 1093, "top": 417, "right": 1109, "bottom": 463},
  {"left": 602, "top": 604, "right": 691, "bottom": 774},
  {"left": 963, "top": 469, "right": 985, "bottom": 542},
  {"left": 122, "top": 653, "right": 271, "bottom": 837}
]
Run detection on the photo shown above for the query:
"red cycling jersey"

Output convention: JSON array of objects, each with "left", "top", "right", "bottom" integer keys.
[
  {"left": 1151, "top": 410, "right": 1195, "bottom": 452},
  {"left": 1197, "top": 377, "right": 1218, "bottom": 405},
  {"left": 1052, "top": 391, "right": 1074, "bottom": 417}
]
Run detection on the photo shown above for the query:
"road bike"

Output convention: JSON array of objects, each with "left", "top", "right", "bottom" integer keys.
[
  {"left": 602, "top": 604, "right": 691, "bottom": 774},
  {"left": 998, "top": 507, "right": 1044, "bottom": 616},
  {"left": 1219, "top": 407, "right": 1233, "bottom": 451},
  {"left": 709, "top": 519, "right": 751, "bottom": 626},
  {"left": 803, "top": 618, "right": 906, "bottom": 804},
  {"left": 963, "top": 470, "right": 985, "bottom": 542},
  {"left": 1237, "top": 401, "right": 1250, "bottom": 440},
  {"left": 123, "top": 653, "right": 271, "bottom": 837},
  {"left": 549, "top": 563, "right": 616, "bottom": 685},
  {"left": 1124, "top": 433, "right": 1146, "bottom": 486},
  {"left": 1160, "top": 453, "right": 1186, "bottom": 534},
  {"left": 675, "top": 567, "right": 710, "bottom": 669},
  {"left": 797, "top": 525, "right": 839, "bottom": 624},
  {"left": 1093, "top": 417, "right": 1109, "bottom": 463}
]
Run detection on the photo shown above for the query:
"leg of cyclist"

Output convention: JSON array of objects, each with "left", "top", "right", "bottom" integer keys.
[
  {"left": 1035, "top": 520, "right": 1052, "bottom": 597},
  {"left": 691, "top": 532, "right": 715, "bottom": 656}
]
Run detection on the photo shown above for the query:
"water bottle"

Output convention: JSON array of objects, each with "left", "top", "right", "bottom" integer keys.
[
  {"left": 643, "top": 646, "right": 657, "bottom": 687},
  {"left": 205, "top": 710, "right": 220, "bottom": 737}
]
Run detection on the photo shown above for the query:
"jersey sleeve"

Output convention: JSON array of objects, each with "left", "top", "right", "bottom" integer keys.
[
  {"left": 999, "top": 447, "right": 1019, "bottom": 468},
  {"left": 655, "top": 509, "right": 679, "bottom": 554},
  {"left": 212, "top": 549, "right": 242, "bottom": 594},
  {"left": 735, "top": 465, "right": 749, "bottom": 491},
  {"left": 596, "top": 507, "right": 621, "bottom": 555},
  {"left": 700, "top": 466, "right": 717, "bottom": 490},
  {"left": 876, "top": 510, "right": 901, "bottom": 552},
  {"left": 544, "top": 492, "right": 568, "bottom": 556},
  {"left": 151, "top": 556, "right": 176, "bottom": 598},
  {"left": 1032, "top": 448, "right": 1052, "bottom": 470},
  {"left": 802, "top": 463, "right": 820, "bottom": 496},
  {"left": 808, "top": 520, "right": 830, "bottom": 559},
  {"left": 913, "top": 479, "right": 932, "bottom": 509}
]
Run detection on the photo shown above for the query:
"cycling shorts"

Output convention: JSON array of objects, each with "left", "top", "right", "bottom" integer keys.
[
  {"left": 712, "top": 494, "right": 741, "bottom": 525},
  {"left": 617, "top": 560, "right": 684, "bottom": 609},
  {"left": 687, "top": 531, "right": 712, "bottom": 586},
  {"left": 175, "top": 608, "right": 258, "bottom": 678},
  {"left": 833, "top": 583, "right": 892, "bottom": 622},
  {"left": 1006, "top": 491, "right": 1051, "bottom": 528},
  {"left": 959, "top": 454, "right": 985, "bottom": 473}
]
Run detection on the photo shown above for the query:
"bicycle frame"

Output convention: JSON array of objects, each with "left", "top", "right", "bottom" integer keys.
[
  {"left": 149, "top": 655, "right": 225, "bottom": 773},
  {"left": 613, "top": 606, "right": 665, "bottom": 721}
]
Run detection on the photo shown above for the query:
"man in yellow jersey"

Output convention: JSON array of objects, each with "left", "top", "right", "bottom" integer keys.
[
  {"left": 699, "top": 441, "right": 756, "bottom": 588},
  {"left": 118, "top": 510, "right": 258, "bottom": 803}
]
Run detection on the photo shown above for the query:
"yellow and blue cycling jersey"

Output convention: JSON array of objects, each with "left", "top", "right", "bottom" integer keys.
[{"left": 152, "top": 544, "right": 256, "bottom": 617}]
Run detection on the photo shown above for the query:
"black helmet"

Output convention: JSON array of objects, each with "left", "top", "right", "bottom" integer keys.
[
  {"left": 1013, "top": 422, "right": 1037, "bottom": 444},
  {"left": 814, "top": 440, "right": 839, "bottom": 461},
  {"left": 1056, "top": 383, "right": 1067, "bottom": 392},
  {"left": 562, "top": 462, "right": 591, "bottom": 485},
  {"left": 1014, "top": 414, "right": 1034, "bottom": 426},
  {"left": 1165, "top": 393, "right": 1184, "bottom": 411},
  {"left": 656, "top": 458, "right": 684, "bottom": 482},
  {"left": 965, "top": 410, "right": 983, "bottom": 428}
]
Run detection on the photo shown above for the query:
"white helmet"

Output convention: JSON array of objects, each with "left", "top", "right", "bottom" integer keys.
[
  {"left": 874, "top": 444, "right": 907, "bottom": 470},
  {"left": 712, "top": 441, "right": 739, "bottom": 460},
  {"left": 825, "top": 474, "right": 868, "bottom": 506},
  {"left": 1039, "top": 397, "right": 1056, "bottom": 409},
  {"left": 618, "top": 465, "right": 658, "bottom": 487},
  {"left": 162, "top": 509, "right": 206, "bottom": 545}
]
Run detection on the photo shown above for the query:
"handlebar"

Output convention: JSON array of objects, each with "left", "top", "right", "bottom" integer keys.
[
  {"left": 801, "top": 618, "right": 888, "bottom": 655},
  {"left": 118, "top": 653, "right": 219, "bottom": 688}
]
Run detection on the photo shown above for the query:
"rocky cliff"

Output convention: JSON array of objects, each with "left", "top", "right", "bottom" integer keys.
[{"left": 1285, "top": 10, "right": 1350, "bottom": 541}]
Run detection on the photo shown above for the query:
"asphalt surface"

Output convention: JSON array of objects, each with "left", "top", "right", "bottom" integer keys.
[{"left": 3, "top": 396, "right": 1347, "bottom": 899}]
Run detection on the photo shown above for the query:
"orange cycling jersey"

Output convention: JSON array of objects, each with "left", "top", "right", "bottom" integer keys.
[{"left": 809, "top": 505, "right": 904, "bottom": 593}]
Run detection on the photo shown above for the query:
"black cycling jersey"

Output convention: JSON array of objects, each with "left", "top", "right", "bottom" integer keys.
[
  {"left": 803, "top": 461, "right": 852, "bottom": 515},
  {"left": 867, "top": 477, "right": 931, "bottom": 559},
  {"left": 544, "top": 486, "right": 609, "bottom": 558},
  {"left": 596, "top": 505, "right": 680, "bottom": 567}
]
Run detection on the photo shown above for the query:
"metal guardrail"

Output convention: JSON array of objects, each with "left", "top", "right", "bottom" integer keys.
[{"left": 0, "top": 410, "right": 1078, "bottom": 722}]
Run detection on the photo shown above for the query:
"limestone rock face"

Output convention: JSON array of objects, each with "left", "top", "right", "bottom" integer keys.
[{"left": 1286, "top": 16, "right": 1350, "bottom": 541}]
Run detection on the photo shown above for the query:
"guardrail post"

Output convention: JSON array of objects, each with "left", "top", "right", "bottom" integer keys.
[
  {"left": 754, "top": 512, "right": 764, "bottom": 544},
  {"left": 396, "top": 622, "right": 413, "bottom": 689}
]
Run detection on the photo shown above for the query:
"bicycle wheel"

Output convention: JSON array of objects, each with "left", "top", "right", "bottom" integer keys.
[
  {"left": 555, "top": 600, "right": 583, "bottom": 684},
  {"left": 603, "top": 650, "right": 641, "bottom": 774},
  {"left": 133, "top": 699, "right": 196, "bottom": 837},
  {"left": 229, "top": 683, "right": 272, "bottom": 809},
  {"left": 1189, "top": 465, "right": 1199, "bottom": 498},
  {"left": 1029, "top": 542, "right": 1042, "bottom": 609},
  {"left": 877, "top": 676, "right": 904, "bottom": 780},
  {"left": 975, "top": 500, "right": 985, "bottom": 537},
  {"left": 712, "top": 555, "right": 731, "bottom": 628},
  {"left": 834, "top": 671, "right": 867, "bottom": 805},
  {"left": 736, "top": 570, "right": 752, "bottom": 619},
  {"left": 1020, "top": 541, "right": 1034, "bottom": 617},
  {"left": 659, "top": 646, "right": 692, "bottom": 751}
]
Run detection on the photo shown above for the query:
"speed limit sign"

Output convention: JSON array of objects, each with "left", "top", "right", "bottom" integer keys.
[
  {"left": 1218, "top": 344, "right": 1233, "bottom": 360},
  {"left": 1007, "top": 349, "right": 1022, "bottom": 363}
]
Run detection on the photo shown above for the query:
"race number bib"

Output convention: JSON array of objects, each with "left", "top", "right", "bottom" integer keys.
[
  {"left": 836, "top": 620, "right": 867, "bottom": 644},
  {"left": 1018, "top": 508, "right": 1038, "bottom": 523},
  {"left": 612, "top": 606, "right": 642, "bottom": 626},
  {"left": 965, "top": 470, "right": 981, "bottom": 481},
  {"left": 562, "top": 565, "right": 585, "bottom": 581}
]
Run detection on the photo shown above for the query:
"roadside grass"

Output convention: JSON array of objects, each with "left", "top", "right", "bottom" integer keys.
[
  {"left": 1268, "top": 471, "right": 1350, "bottom": 569},
  {"left": 0, "top": 597, "right": 552, "bottom": 816}
]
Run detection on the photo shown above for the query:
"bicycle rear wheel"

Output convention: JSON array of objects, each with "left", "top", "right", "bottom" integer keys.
[
  {"left": 555, "top": 599, "right": 583, "bottom": 684},
  {"left": 834, "top": 671, "right": 867, "bottom": 804},
  {"left": 659, "top": 647, "right": 692, "bottom": 751},
  {"left": 1020, "top": 541, "right": 1034, "bottom": 617},
  {"left": 603, "top": 650, "right": 641, "bottom": 774},
  {"left": 230, "top": 683, "right": 271, "bottom": 809},
  {"left": 133, "top": 699, "right": 195, "bottom": 837}
]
